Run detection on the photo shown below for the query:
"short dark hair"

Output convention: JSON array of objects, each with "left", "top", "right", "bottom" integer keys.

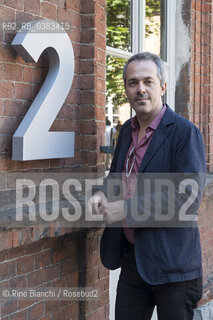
[{"left": 123, "top": 52, "right": 166, "bottom": 86}]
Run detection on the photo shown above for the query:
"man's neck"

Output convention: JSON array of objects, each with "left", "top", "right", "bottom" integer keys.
[{"left": 136, "top": 105, "right": 163, "bottom": 129}]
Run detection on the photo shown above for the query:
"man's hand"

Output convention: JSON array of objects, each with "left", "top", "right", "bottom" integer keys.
[
  {"left": 99, "top": 200, "right": 126, "bottom": 224},
  {"left": 88, "top": 192, "right": 126, "bottom": 224},
  {"left": 88, "top": 191, "right": 108, "bottom": 216}
]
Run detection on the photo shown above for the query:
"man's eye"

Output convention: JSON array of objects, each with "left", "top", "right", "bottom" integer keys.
[
  {"left": 146, "top": 80, "right": 153, "bottom": 85},
  {"left": 129, "top": 81, "right": 136, "bottom": 86}
]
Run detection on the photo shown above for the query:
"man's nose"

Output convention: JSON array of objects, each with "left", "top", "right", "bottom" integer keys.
[{"left": 137, "top": 81, "right": 146, "bottom": 94}]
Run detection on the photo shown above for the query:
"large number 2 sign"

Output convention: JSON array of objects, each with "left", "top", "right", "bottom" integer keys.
[{"left": 12, "top": 20, "right": 75, "bottom": 161}]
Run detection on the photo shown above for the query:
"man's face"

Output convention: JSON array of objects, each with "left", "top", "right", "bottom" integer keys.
[{"left": 125, "top": 60, "right": 167, "bottom": 117}]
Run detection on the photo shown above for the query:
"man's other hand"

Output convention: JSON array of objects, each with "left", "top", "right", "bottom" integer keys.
[
  {"left": 88, "top": 191, "right": 108, "bottom": 215},
  {"left": 99, "top": 200, "right": 126, "bottom": 224}
]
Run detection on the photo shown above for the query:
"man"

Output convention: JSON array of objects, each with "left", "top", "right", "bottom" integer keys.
[{"left": 89, "top": 52, "right": 206, "bottom": 320}]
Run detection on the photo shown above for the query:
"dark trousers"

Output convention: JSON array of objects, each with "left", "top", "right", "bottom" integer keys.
[{"left": 115, "top": 244, "right": 202, "bottom": 320}]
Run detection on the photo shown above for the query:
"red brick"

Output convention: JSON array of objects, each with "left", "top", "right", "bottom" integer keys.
[
  {"left": 47, "top": 0, "right": 65, "bottom": 6},
  {"left": 10, "top": 309, "right": 27, "bottom": 320},
  {"left": 98, "top": 264, "right": 108, "bottom": 278},
  {"left": 70, "top": 75, "right": 80, "bottom": 91},
  {"left": 81, "top": 136, "right": 97, "bottom": 150},
  {"left": 58, "top": 7, "right": 81, "bottom": 28},
  {"left": 95, "top": 47, "right": 105, "bottom": 63},
  {"left": 35, "top": 251, "right": 51, "bottom": 269},
  {"left": 81, "top": 29, "right": 95, "bottom": 43},
  {"left": 98, "top": 0, "right": 106, "bottom": 7},
  {"left": 0, "top": 155, "right": 16, "bottom": 171},
  {"left": 65, "top": 0, "right": 80, "bottom": 11},
  {"left": 70, "top": 27, "right": 81, "bottom": 42},
  {"left": 96, "top": 63, "right": 105, "bottom": 79},
  {"left": 0, "top": 135, "right": 4, "bottom": 153},
  {"left": 67, "top": 302, "right": 79, "bottom": 318},
  {"left": 16, "top": 11, "right": 34, "bottom": 30},
  {"left": 94, "top": 277, "right": 109, "bottom": 293},
  {"left": 24, "top": 0, "right": 40, "bottom": 15},
  {"left": 52, "top": 246, "right": 67, "bottom": 263},
  {"left": 80, "top": 105, "right": 95, "bottom": 119},
  {"left": 23, "top": 67, "right": 41, "bottom": 83},
  {"left": 1, "top": 300, "right": 18, "bottom": 318},
  {"left": 15, "top": 159, "right": 49, "bottom": 170},
  {"left": 85, "top": 307, "right": 105, "bottom": 320},
  {"left": 72, "top": 42, "right": 81, "bottom": 59},
  {"left": 4, "top": 63, "right": 22, "bottom": 81},
  {"left": 81, "top": 75, "right": 95, "bottom": 90},
  {"left": 86, "top": 252, "right": 100, "bottom": 270},
  {"left": 80, "top": 92, "right": 95, "bottom": 105},
  {"left": 0, "top": 80, "right": 15, "bottom": 98},
  {"left": 60, "top": 258, "right": 79, "bottom": 276},
  {"left": 0, "top": 100, "right": 3, "bottom": 117},
  {"left": 4, "top": 99, "right": 26, "bottom": 117},
  {"left": 81, "top": 0, "right": 95, "bottom": 14},
  {"left": 65, "top": 90, "right": 80, "bottom": 105},
  {"left": 4, "top": 0, "right": 23, "bottom": 10},
  {"left": 0, "top": 117, "right": 18, "bottom": 134},
  {"left": 0, "top": 62, "right": 3, "bottom": 79},
  {"left": 96, "top": 5, "right": 106, "bottom": 22},
  {"left": 95, "top": 92, "right": 105, "bottom": 106},
  {"left": 81, "top": 15, "right": 95, "bottom": 28},
  {"left": 39, "top": 316, "right": 51, "bottom": 320},
  {"left": 12, "top": 230, "right": 31, "bottom": 248},
  {"left": 0, "top": 171, "right": 6, "bottom": 189},
  {"left": 0, "top": 5, "right": 15, "bottom": 21},
  {"left": 44, "top": 264, "right": 60, "bottom": 282},
  {"left": 96, "top": 77, "right": 105, "bottom": 92},
  {"left": 67, "top": 271, "right": 79, "bottom": 287},
  {"left": 80, "top": 121, "right": 97, "bottom": 134},
  {"left": 45, "top": 300, "right": 60, "bottom": 315},
  {"left": 85, "top": 267, "right": 99, "bottom": 285},
  {"left": 50, "top": 308, "right": 67, "bottom": 320},
  {"left": 15, "top": 83, "right": 33, "bottom": 100},
  {"left": 28, "top": 269, "right": 44, "bottom": 287},
  {"left": 80, "top": 60, "right": 95, "bottom": 74},
  {"left": 41, "top": 2, "right": 57, "bottom": 20},
  {"left": 95, "top": 106, "right": 105, "bottom": 120},
  {"left": 0, "top": 260, "right": 16, "bottom": 280},
  {"left": 43, "top": 237, "right": 59, "bottom": 249},
  {"left": 80, "top": 45, "right": 94, "bottom": 59},
  {"left": 17, "top": 255, "right": 34, "bottom": 275},
  {"left": 9, "top": 274, "right": 27, "bottom": 287},
  {"left": 57, "top": 104, "right": 80, "bottom": 120},
  {"left": 201, "top": 3, "right": 211, "bottom": 13},
  {"left": 95, "top": 33, "right": 106, "bottom": 50},
  {"left": 28, "top": 302, "right": 44, "bottom": 320},
  {"left": 99, "top": 290, "right": 109, "bottom": 308},
  {"left": 18, "top": 299, "right": 34, "bottom": 312},
  {"left": 0, "top": 231, "right": 13, "bottom": 250}
]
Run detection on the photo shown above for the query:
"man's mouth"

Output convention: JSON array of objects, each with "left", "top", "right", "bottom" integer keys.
[{"left": 134, "top": 96, "right": 149, "bottom": 102}]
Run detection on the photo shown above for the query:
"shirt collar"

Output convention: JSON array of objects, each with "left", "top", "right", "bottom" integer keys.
[{"left": 131, "top": 104, "right": 167, "bottom": 131}]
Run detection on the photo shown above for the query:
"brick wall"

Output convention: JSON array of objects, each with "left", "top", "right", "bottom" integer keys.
[
  {"left": 199, "top": 182, "right": 213, "bottom": 305},
  {"left": 190, "top": 0, "right": 213, "bottom": 173},
  {"left": 189, "top": 0, "right": 213, "bottom": 306},
  {"left": 0, "top": 0, "right": 106, "bottom": 172},
  {"left": 0, "top": 229, "right": 109, "bottom": 320},
  {"left": 0, "top": 0, "right": 108, "bottom": 319},
  {"left": 176, "top": 0, "right": 213, "bottom": 307}
]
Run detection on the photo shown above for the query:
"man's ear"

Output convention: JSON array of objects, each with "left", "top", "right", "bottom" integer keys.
[{"left": 161, "top": 82, "right": 167, "bottom": 96}]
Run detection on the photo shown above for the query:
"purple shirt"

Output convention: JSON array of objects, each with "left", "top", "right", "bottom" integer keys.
[{"left": 123, "top": 104, "right": 167, "bottom": 244}]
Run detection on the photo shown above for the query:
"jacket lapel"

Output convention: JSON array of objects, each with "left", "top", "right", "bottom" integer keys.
[
  {"left": 139, "top": 105, "right": 176, "bottom": 172},
  {"left": 116, "top": 123, "right": 132, "bottom": 172}
]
